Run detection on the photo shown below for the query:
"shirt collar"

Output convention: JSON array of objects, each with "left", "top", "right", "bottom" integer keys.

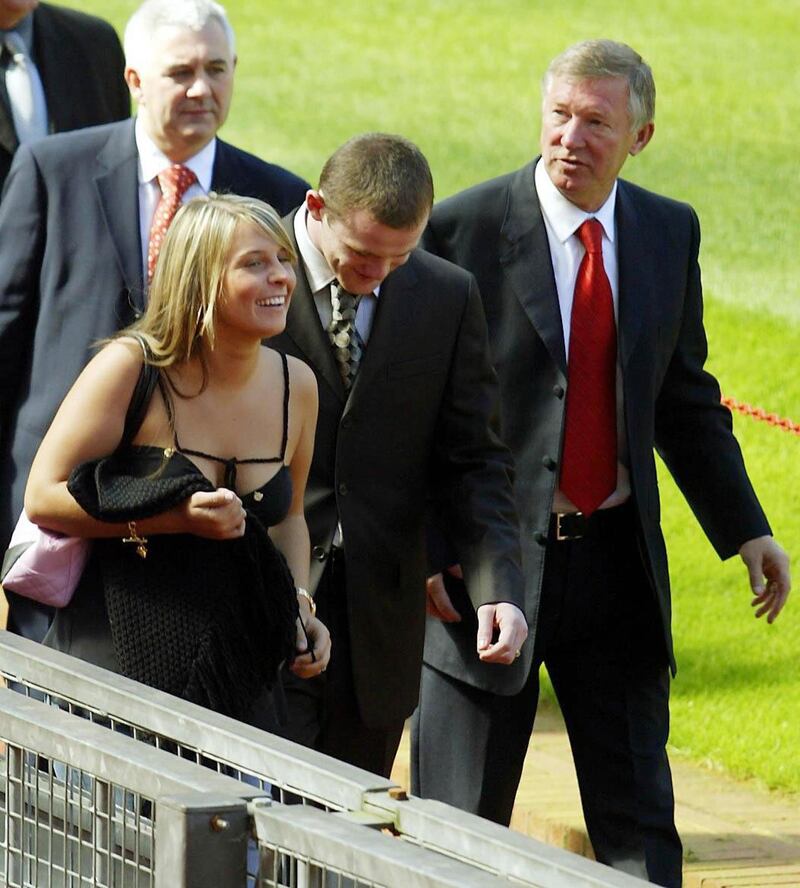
[
  {"left": 135, "top": 117, "right": 216, "bottom": 193},
  {"left": 534, "top": 157, "right": 617, "bottom": 244},
  {"left": 293, "top": 204, "right": 380, "bottom": 298},
  {"left": 1, "top": 13, "right": 34, "bottom": 54}
]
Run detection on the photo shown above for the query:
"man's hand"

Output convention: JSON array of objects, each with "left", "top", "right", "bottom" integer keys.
[
  {"left": 476, "top": 602, "right": 528, "bottom": 664},
  {"left": 425, "top": 565, "right": 463, "bottom": 622},
  {"left": 739, "top": 535, "right": 791, "bottom": 623}
]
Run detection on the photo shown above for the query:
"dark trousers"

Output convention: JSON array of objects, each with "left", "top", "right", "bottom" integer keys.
[
  {"left": 412, "top": 503, "right": 683, "bottom": 888},
  {"left": 267, "top": 549, "right": 404, "bottom": 779}
]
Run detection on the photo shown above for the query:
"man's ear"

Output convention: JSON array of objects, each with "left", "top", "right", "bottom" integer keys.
[
  {"left": 124, "top": 66, "right": 143, "bottom": 103},
  {"left": 629, "top": 122, "right": 654, "bottom": 156},
  {"left": 306, "top": 190, "right": 326, "bottom": 222}
]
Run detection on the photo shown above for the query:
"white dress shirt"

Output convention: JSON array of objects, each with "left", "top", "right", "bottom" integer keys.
[
  {"left": 135, "top": 118, "right": 216, "bottom": 278},
  {"left": 534, "top": 159, "right": 631, "bottom": 512}
]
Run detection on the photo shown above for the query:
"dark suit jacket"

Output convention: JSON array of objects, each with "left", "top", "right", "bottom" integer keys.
[
  {"left": 269, "top": 211, "right": 524, "bottom": 728},
  {"left": 422, "top": 160, "right": 770, "bottom": 694},
  {"left": 0, "top": 3, "right": 129, "bottom": 193},
  {"left": 0, "top": 119, "right": 310, "bottom": 622}
]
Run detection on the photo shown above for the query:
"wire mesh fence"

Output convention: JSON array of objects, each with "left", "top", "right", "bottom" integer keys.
[
  {"left": 2, "top": 743, "right": 155, "bottom": 888},
  {"left": 0, "top": 631, "right": 654, "bottom": 888}
]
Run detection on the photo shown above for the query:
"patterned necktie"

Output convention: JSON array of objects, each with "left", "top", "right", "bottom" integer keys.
[
  {"left": 147, "top": 164, "right": 197, "bottom": 281},
  {"left": 559, "top": 218, "right": 617, "bottom": 516},
  {"left": 327, "top": 283, "right": 364, "bottom": 391},
  {"left": 2, "top": 32, "right": 48, "bottom": 144}
]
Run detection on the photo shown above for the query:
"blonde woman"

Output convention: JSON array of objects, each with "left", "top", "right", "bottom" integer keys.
[{"left": 25, "top": 194, "right": 330, "bottom": 721}]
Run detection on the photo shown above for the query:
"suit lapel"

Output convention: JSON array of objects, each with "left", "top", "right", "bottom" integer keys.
[
  {"left": 0, "top": 13, "right": 21, "bottom": 153},
  {"left": 499, "top": 162, "right": 567, "bottom": 372},
  {"left": 0, "top": 80, "right": 17, "bottom": 154},
  {"left": 93, "top": 120, "right": 144, "bottom": 308},
  {"left": 209, "top": 138, "right": 237, "bottom": 191},
  {"left": 31, "top": 4, "right": 74, "bottom": 134},
  {"left": 615, "top": 181, "right": 654, "bottom": 368},
  {"left": 282, "top": 211, "right": 347, "bottom": 402},
  {"left": 345, "top": 257, "right": 419, "bottom": 406},
  {"left": 0, "top": 106, "right": 16, "bottom": 156}
]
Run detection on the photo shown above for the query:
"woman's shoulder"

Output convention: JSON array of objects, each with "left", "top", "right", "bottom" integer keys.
[
  {"left": 77, "top": 337, "right": 145, "bottom": 392},
  {"left": 97, "top": 336, "right": 146, "bottom": 367},
  {"left": 262, "top": 347, "right": 317, "bottom": 396}
]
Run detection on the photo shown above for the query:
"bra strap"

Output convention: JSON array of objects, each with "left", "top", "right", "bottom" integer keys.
[
  {"left": 121, "top": 335, "right": 160, "bottom": 447},
  {"left": 279, "top": 351, "right": 290, "bottom": 462}
]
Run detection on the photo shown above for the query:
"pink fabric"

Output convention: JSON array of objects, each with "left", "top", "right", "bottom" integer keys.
[{"left": 2, "top": 510, "right": 90, "bottom": 607}]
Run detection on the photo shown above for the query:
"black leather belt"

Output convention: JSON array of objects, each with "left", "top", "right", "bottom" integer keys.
[{"left": 549, "top": 501, "right": 632, "bottom": 542}]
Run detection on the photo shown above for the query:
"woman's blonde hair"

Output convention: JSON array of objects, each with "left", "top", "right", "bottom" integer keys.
[{"left": 124, "top": 193, "right": 296, "bottom": 369}]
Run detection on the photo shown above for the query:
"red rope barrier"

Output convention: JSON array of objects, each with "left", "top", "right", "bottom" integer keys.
[{"left": 722, "top": 396, "right": 800, "bottom": 437}]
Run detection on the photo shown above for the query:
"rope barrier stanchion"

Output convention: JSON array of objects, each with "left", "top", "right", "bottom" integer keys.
[{"left": 722, "top": 396, "right": 800, "bottom": 437}]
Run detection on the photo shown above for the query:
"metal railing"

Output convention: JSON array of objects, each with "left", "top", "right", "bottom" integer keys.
[
  {"left": 0, "top": 687, "right": 261, "bottom": 887},
  {"left": 0, "top": 631, "right": 653, "bottom": 887},
  {"left": 1, "top": 688, "right": 532, "bottom": 888},
  {"left": 0, "top": 630, "right": 389, "bottom": 813}
]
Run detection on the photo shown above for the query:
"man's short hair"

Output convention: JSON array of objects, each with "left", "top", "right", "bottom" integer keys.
[
  {"left": 543, "top": 39, "right": 655, "bottom": 132},
  {"left": 124, "top": 0, "right": 235, "bottom": 69},
  {"left": 318, "top": 133, "right": 434, "bottom": 230}
]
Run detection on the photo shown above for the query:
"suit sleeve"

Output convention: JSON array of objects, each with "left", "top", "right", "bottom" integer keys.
[
  {"left": 422, "top": 221, "right": 474, "bottom": 576},
  {"left": 420, "top": 221, "right": 441, "bottom": 256},
  {"left": 654, "top": 208, "right": 770, "bottom": 557},
  {"left": 433, "top": 274, "right": 525, "bottom": 610},
  {"left": 82, "top": 14, "right": 129, "bottom": 121},
  {"left": 99, "top": 24, "right": 131, "bottom": 121},
  {"left": 0, "top": 146, "right": 46, "bottom": 447}
]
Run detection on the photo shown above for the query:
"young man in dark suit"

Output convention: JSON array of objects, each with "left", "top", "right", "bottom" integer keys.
[
  {"left": 0, "top": 0, "right": 309, "bottom": 639},
  {"left": 0, "top": 0, "right": 129, "bottom": 194},
  {"left": 413, "top": 39, "right": 790, "bottom": 887},
  {"left": 268, "top": 133, "right": 528, "bottom": 777}
]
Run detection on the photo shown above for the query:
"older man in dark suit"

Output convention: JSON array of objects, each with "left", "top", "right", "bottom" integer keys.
[
  {"left": 412, "top": 39, "right": 790, "bottom": 887},
  {"left": 268, "top": 133, "right": 528, "bottom": 778},
  {"left": 0, "top": 0, "right": 308, "bottom": 639},
  {"left": 0, "top": 0, "right": 129, "bottom": 194}
]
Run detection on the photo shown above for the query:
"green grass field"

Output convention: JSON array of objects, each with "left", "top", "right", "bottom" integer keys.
[{"left": 71, "top": 0, "right": 799, "bottom": 792}]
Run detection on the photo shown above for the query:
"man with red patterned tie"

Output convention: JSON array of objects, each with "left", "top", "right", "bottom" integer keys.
[
  {"left": 413, "top": 39, "right": 790, "bottom": 887},
  {"left": 0, "top": 0, "right": 308, "bottom": 641}
]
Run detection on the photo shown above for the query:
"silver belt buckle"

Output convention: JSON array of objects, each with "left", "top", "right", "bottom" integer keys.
[{"left": 555, "top": 512, "right": 585, "bottom": 541}]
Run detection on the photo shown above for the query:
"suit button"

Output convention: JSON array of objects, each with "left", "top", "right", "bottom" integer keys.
[
  {"left": 552, "top": 384, "right": 565, "bottom": 399},
  {"left": 534, "top": 531, "right": 548, "bottom": 545},
  {"left": 311, "top": 545, "right": 327, "bottom": 562},
  {"left": 341, "top": 416, "right": 353, "bottom": 429},
  {"left": 338, "top": 483, "right": 349, "bottom": 495},
  {"left": 542, "top": 456, "right": 557, "bottom": 471}
]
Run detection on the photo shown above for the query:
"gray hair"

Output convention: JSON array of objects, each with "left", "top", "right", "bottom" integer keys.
[
  {"left": 124, "top": 0, "right": 235, "bottom": 69},
  {"left": 542, "top": 39, "right": 655, "bottom": 132}
]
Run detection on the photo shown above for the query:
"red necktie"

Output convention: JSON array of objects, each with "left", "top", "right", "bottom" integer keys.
[
  {"left": 147, "top": 164, "right": 197, "bottom": 281},
  {"left": 559, "top": 218, "right": 617, "bottom": 516}
]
